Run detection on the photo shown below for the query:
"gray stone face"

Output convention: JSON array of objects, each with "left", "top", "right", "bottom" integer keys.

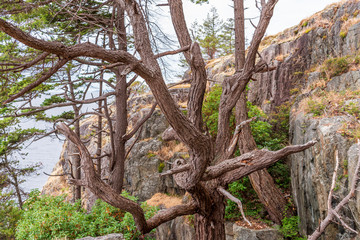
[
  {"left": 290, "top": 72, "right": 360, "bottom": 239},
  {"left": 155, "top": 220, "right": 283, "bottom": 240},
  {"left": 326, "top": 71, "right": 360, "bottom": 92},
  {"left": 156, "top": 216, "right": 195, "bottom": 240},
  {"left": 233, "top": 225, "right": 283, "bottom": 240}
]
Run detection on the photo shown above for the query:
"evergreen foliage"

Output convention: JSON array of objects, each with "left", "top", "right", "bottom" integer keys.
[
  {"left": 202, "top": 85, "right": 292, "bottom": 220},
  {"left": 16, "top": 190, "right": 158, "bottom": 240},
  {"left": 191, "top": 8, "right": 235, "bottom": 59}
]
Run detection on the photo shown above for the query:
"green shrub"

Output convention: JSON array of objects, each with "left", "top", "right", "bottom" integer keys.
[
  {"left": 302, "top": 21, "right": 308, "bottom": 27},
  {"left": 340, "top": 31, "right": 347, "bottom": 39},
  {"left": 202, "top": 85, "right": 223, "bottom": 137},
  {"left": 307, "top": 99, "right": 326, "bottom": 116},
  {"left": 322, "top": 57, "right": 349, "bottom": 78},
  {"left": 0, "top": 192, "right": 22, "bottom": 240},
  {"left": 342, "top": 102, "right": 360, "bottom": 118},
  {"left": 225, "top": 177, "right": 263, "bottom": 220},
  {"left": 248, "top": 102, "right": 286, "bottom": 150},
  {"left": 16, "top": 190, "right": 158, "bottom": 240},
  {"left": 158, "top": 162, "right": 165, "bottom": 173},
  {"left": 280, "top": 216, "right": 305, "bottom": 239},
  {"left": 203, "top": 86, "right": 292, "bottom": 221}
]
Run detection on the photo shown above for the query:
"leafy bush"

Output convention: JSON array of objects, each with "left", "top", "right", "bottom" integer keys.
[
  {"left": 16, "top": 190, "right": 158, "bottom": 240},
  {"left": 202, "top": 85, "right": 222, "bottom": 137},
  {"left": 342, "top": 102, "right": 360, "bottom": 118},
  {"left": 322, "top": 57, "right": 349, "bottom": 79},
  {"left": 248, "top": 101, "right": 286, "bottom": 150},
  {"left": 307, "top": 99, "right": 326, "bottom": 116},
  {"left": 280, "top": 216, "right": 305, "bottom": 239},
  {"left": 203, "top": 87, "right": 292, "bottom": 219},
  {"left": 225, "top": 177, "right": 263, "bottom": 220},
  {"left": 0, "top": 191, "right": 22, "bottom": 240}
]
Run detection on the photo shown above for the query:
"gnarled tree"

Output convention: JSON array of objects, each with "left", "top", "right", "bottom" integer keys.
[{"left": 0, "top": 0, "right": 316, "bottom": 239}]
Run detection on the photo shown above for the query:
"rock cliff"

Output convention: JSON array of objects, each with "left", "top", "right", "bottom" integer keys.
[{"left": 207, "top": 1, "right": 360, "bottom": 238}]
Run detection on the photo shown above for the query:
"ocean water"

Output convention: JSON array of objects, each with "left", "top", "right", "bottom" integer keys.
[
  {"left": 18, "top": 91, "right": 101, "bottom": 193},
  {"left": 21, "top": 136, "right": 63, "bottom": 193},
  {"left": 19, "top": 118, "right": 64, "bottom": 193}
]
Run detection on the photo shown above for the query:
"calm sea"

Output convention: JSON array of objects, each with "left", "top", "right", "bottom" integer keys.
[
  {"left": 19, "top": 119, "right": 64, "bottom": 193},
  {"left": 19, "top": 91, "right": 101, "bottom": 193}
]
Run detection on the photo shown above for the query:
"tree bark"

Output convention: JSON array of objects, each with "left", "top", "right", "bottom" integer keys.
[
  {"left": 108, "top": 5, "right": 128, "bottom": 194},
  {"left": 236, "top": 94, "right": 292, "bottom": 224},
  {"left": 110, "top": 71, "right": 127, "bottom": 193},
  {"left": 192, "top": 183, "right": 226, "bottom": 240},
  {"left": 96, "top": 79, "right": 103, "bottom": 176},
  {"left": 194, "top": 205, "right": 226, "bottom": 240},
  {"left": 233, "top": 0, "right": 291, "bottom": 224}
]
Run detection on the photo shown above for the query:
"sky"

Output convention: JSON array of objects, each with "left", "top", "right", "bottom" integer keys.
[{"left": 180, "top": 0, "right": 341, "bottom": 36}]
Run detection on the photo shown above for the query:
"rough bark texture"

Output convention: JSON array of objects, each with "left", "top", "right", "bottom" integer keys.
[
  {"left": 233, "top": 0, "right": 291, "bottom": 224},
  {"left": 110, "top": 71, "right": 128, "bottom": 193}
]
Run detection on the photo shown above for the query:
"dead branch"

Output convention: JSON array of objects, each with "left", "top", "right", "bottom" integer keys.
[
  {"left": 65, "top": 91, "right": 115, "bottom": 104},
  {"left": 160, "top": 163, "right": 191, "bottom": 177},
  {"left": 226, "top": 117, "right": 257, "bottom": 158},
  {"left": 213, "top": 140, "right": 317, "bottom": 183},
  {"left": 309, "top": 142, "right": 360, "bottom": 240},
  {"left": 127, "top": 74, "right": 139, "bottom": 87},
  {"left": 0, "top": 52, "right": 50, "bottom": 72},
  {"left": 154, "top": 45, "right": 190, "bottom": 59},
  {"left": 102, "top": 98, "right": 117, "bottom": 174},
  {"left": 217, "top": 186, "right": 251, "bottom": 226},
  {"left": 123, "top": 102, "right": 157, "bottom": 140},
  {"left": 124, "top": 126, "right": 143, "bottom": 160},
  {"left": 146, "top": 201, "right": 198, "bottom": 230},
  {"left": 167, "top": 78, "right": 191, "bottom": 89}
]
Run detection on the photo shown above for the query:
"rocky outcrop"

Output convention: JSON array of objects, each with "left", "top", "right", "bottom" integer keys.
[
  {"left": 290, "top": 74, "right": 360, "bottom": 239},
  {"left": 155, "top": 216, "right": 195, "bottom": 240},
  {"left": 207, "top": 0, "right": 360, "bottom": 114},
  {"left": 155, "top": 219, "right": 283, "bottom": 240},
  {"left": 42, "top": 89, "right": 188, "bottom": 206},
  {"left": 232, "top": 225, "right": 282, "bottom": 240},
  {"left": 205, "top": 1, "right": 360, "bottom": 238}
]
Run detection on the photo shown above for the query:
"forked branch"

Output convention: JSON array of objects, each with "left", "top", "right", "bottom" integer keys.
[
  {"left": 309, "top": 142, "right": 360, "bottom": 240},
  {"left": 56, "top": 122, "right": 199, "bottom": 234}
]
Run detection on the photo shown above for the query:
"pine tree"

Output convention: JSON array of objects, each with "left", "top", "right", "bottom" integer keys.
[
  {"left": 219, "top": 18, "right": 235, "bottom": 56},
  {"left": 193, "top": 7, "right": 223, "bottom": 59}
]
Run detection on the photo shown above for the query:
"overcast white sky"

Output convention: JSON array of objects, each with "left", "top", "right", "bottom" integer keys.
[{"left": 180, "top": 0, "right": 340, "bottom": 36}]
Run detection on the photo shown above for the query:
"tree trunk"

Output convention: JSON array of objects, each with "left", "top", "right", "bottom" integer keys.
[
  {"left": 73, "top": 108, "right": 82, "bottom": 201},
  {"left": 109, "top": 5, "right": 128, "bottom": 194},
  {"left": 236, "top": 94, "right": 292, "bottom": 224},
  {"left": 194, "top": 188, "right": 226, "bottom": 240},
  {"left": 96, "top": 79, "right": 103, "bottom": 176},
  {"left": 233, "top": 0, "right": 291, "bottom": 224},
  {"left": 110, "top": 72, "right": 127, "bottom": 193},
  {"left": 67, "top": 67, "right": 82, "bottom": 202}
]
